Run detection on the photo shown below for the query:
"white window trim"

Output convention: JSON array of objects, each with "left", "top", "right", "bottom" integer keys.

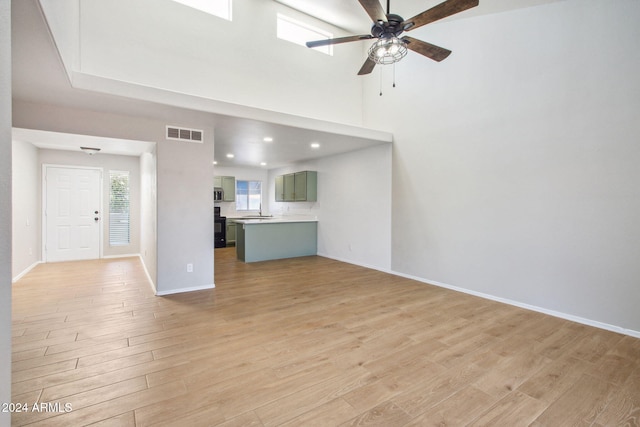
[
  {"left": 277, "top": 13, "right": 333, "bottom": 56},
  {"left": 235, "top": 180, "right": 263, "bottom": 212},
  {"left": 171, "top": 0, "right": 232, "bottom": 21}
]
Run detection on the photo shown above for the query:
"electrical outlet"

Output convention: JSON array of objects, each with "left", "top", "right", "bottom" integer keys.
[{"left": 187, "top": 263, "right": 193, "bottom": 273}]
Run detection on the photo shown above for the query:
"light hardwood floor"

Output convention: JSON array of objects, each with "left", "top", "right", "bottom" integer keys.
[{"left": 11, "top": 248, "right": 640, "bottom": 426}]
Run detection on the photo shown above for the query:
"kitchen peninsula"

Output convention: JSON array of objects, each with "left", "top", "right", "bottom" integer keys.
[{"left": 234, "top": 217, "right": 318, "bottom": 263}]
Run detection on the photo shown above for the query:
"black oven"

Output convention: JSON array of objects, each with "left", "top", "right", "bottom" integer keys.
[{"left": 214, "top": 207, "right": 226, "bottom": 248}]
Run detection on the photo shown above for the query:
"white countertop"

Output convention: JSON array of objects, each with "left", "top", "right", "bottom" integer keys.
[{"left": 229, "top": 215, "right": 318, "bottom": 225}]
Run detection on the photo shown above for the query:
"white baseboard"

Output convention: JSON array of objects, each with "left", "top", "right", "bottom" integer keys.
[
  {"left": 391, "top": 270, "right": 640, "bottom": 339},
  {"left": 12, "top": 261, "right": 42, "bottom": 283},
  {"left": 155, "top": 283, "right": 215, "bottom": 296},
  {"left": 316, "top": 252, "right": 394, "bottom": 275},
  {"left": 102, "top": 253, "right": 140, "bottom": 259},
  {"left": 137, "top": 255, "right": 157, "bottom": 295},
  {"left": 316, "top": 253, "right": 640, "bottom": 339}
]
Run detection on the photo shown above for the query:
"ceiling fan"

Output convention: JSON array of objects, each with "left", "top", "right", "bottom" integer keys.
[{"left": 306, "top": 0, "right": 479, "bottom": 75}]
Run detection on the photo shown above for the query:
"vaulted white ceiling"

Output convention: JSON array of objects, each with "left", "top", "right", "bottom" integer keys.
[
  {"left": 275, "top": 0, "right": 566, "bottom": 32},
  {"left": 11, "top": 0, "right": 565, "bottom": 167},
  {"left": 11, "top": 0, "right": 393, "bottom": 167}
]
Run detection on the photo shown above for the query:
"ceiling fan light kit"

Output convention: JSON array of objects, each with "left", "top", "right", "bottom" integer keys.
[
  {"left": 305, "top": 0, "right": 479, "bottom": 75},
  {"left": 368, "top": 36, "right": 408, "bottom": 65}
]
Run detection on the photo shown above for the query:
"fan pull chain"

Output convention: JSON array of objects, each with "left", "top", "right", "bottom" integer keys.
[
  {"left": 379, "top": 66, "right": 383, "bottom": 96},
  {"left": 393, "top": 63, "right": 396, "bottom": 88}
]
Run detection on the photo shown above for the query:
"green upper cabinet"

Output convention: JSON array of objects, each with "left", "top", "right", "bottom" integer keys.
[
  {"left": 275, "top": 175, "right": 285, "bottom": 202},
  {"left": 294, "top": 171, "right": 310, "bottom": 201},
  {"left": 214, "top": 175, "right": 236, "bottom": 202},
  {"left": 284, "top": 173, "right": 296, "bottom": 201},
  {"left": 275, "top": 171, "right": 317, "bottom": 202}
]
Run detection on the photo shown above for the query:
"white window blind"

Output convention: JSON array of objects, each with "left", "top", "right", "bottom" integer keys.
[
  {"left": 109, "top": 171, "right": 130, "bottom": 246},
  {"left": 236, "top": 180, "right": 262, "bottom": 211}
]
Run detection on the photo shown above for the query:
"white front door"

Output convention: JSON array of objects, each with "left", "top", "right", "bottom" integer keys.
[{"left": 44, "top": 166, "right": 102, "bottom": 262}]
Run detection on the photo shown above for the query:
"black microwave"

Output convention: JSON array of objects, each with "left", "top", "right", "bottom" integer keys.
[{"left": 214, "top": 187, "right": 224, "bottom": 202}]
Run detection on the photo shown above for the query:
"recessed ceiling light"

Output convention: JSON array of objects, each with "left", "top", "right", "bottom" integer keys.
[
  {"left": 226, "top": 153, "right": 234, "bottom": 158},
  {"left": 213, "top": 161, "right": 217, "bottom": 165},
  {"left": 260, "top": 162, "right": 267, "bottom": 166},
  {"left": 310, "top": 142, "right": 320, "bottom": 149},
  {"left": 263, "top": 137, "right": 273, "bottom": 142}
]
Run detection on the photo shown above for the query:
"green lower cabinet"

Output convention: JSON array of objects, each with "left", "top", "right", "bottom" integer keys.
[
  {"left": 226, "top": 220, "right": 236, "bottom": 246},
  {"left": 236, "top": 222, "right": 317, "bottom": 262}
]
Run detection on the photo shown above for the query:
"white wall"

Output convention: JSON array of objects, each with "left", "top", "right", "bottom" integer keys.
[
  {"left": 38, "top": 149, "right": 142, "bottom": 258},
  {"left": 13, "top": 100, "right": 215, "bottom": 295},
  {"left": 26, "top": 0, "right": 640, "bottom": 336},
  {"left": 0, "top": 0, "right": 12, "bottom": 424},
  {"left": 314, "top": 144, "right": 392, "bottom": 271},
  {"left": 41, "top": 0, "right": 366, "bottom": 126},
  {"left": 363, "top": 0, "right": 640, "bottom": 334},
  {"left": 268, "top": 143, "right": 393, "bottom": 271},
  {"left": 140, "top": 151, "right": 158, "bottom": 288},
  {"left": 11, "top": 140, "right": 39, "bottom": 280},
  {"left": 156, "top": 129, "right": 215, "bottom": 294}
]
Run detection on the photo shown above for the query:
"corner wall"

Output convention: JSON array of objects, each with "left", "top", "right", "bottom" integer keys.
[
  {"left": 268, "top": 143, "right": 393, "bottom": 272},
  {"left": 13, "top": 100, "right": 215, "bottom": 296},
  {"left": 140, "top": 151, "right": 157, "bottom": 288},
  {"left": 364, "top": 0, "right": 640, "bottom": 334},
  {"left": 11, "top": 140, "right": 39, "bottom": 281},
  {"left": 156, "top": 127, "right": 214, "bottom": 294}
]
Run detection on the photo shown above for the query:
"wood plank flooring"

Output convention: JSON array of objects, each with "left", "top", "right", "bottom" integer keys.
[{"left": 11, "top": 248, "right": 640, "bottom": 426}]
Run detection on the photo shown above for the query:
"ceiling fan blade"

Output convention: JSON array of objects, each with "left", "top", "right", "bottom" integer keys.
[
  {"left": 402, "top": 0, "right": 479, "bottom": 31},
  {"left": 306, "top": 34, "right": 373, "bottom": 48},
  {"left": 357, "top": 57, "right": 377, "bottom": 75},
  {"left": 358, "top": 0, "right": 387, "bottom": 23},
  {"left": 402, "top": 36, "right": 452, "bottom": 62}
]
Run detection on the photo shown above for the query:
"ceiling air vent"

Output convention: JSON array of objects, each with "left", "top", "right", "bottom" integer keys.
[{"left": 166, "top": 126, "right": 204, "bottom": 143}]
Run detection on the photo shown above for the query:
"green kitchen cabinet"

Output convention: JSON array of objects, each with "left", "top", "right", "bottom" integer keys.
[
  {"left": 284, "top": 173, "right": 296, "bottom": 201},
  {"left": 235, "top": 220, "right": 317, "bottom": 262},
  {"left": 275, "top": 175, "right": 285, "bottom": 202},
  {"left": 226, "top": 220, "right": 236, "bottom": 246},
  {"left": 214, "top": 176, "right": 236, "bottom": 202},
  {"left": 275, "top": 171, "right": 317, "bottom": 202}
]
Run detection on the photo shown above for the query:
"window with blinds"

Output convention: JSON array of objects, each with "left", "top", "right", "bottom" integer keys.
[
  {"left": 109, "top": 171, "right": 130, "bottom": 246},
  {"left": 236, "top": 180, "right": 262, "bottom": 211}
]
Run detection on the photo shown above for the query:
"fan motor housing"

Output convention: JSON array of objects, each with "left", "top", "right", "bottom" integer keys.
[{"left": 371, "top": 14, "right": 405, "bottom": 38}]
